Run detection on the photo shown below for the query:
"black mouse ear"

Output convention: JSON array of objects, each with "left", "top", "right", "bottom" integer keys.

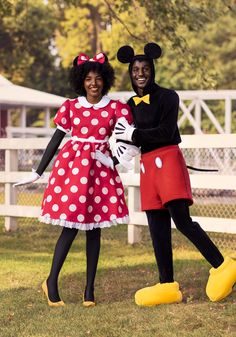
[
  {"left": 144, "top": 43, "right": 162, "bottom": 59},
  {"left": 73, "top": 56, "right": 79, "bottom": 66},
  {"left": 117, "top": 45, "right": 135, "bottom": 63}
]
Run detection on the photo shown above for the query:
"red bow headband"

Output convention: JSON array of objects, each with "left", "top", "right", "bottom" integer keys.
[{"left": 77, "top": 52, "right": 106, "bottom": 65}]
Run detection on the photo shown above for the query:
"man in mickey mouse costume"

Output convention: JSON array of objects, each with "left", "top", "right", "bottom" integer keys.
[{"left": 113, "top": 43, "right": 236, "bottom": 306}]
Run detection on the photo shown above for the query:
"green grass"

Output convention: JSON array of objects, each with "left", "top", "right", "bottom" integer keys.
[{"left": 0, "top": 222, "right": 236, "bottom": 337}]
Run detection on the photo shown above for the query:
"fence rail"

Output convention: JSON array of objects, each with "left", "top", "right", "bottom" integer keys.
[{"left": 0, "top": 135, "right": 236, "bottom": 242}]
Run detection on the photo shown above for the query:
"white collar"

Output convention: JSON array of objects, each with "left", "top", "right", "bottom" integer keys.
[{"left": 78, "top": 96, "right": 110, "bottom": 108}]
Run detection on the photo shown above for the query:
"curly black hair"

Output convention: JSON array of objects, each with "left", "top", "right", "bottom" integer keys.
[{"left": 69, "top": 54, "right": 115, "bottom": 96}]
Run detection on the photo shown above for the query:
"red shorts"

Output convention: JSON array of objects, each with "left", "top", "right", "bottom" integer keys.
[{"left": 140, "top": 145, "right": 193, "bottom": 210}]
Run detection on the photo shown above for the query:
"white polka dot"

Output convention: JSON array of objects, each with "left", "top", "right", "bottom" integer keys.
[
  {"left": 88, "top": 136, "right": 95, "bottom": 142},
  {"left": 118, "top": 206, "right": 122, "bottom": 213},
  {"left": 50, "top": 177, "right": 55, "bottom": 185},
  {"left": 75, "top": 102, "right": 81, "bottom": 109},
  {"left": 74, "top": 117, "right": 80, "bottom": 125},
  {"left": 61, "top": 117, "right": 67, "bottom": 125},
  {"left": 47, "top": 195, "right": 52, "bottom": 202},
  {"left": 58, "top": 168, "right": 65, "bottom": 176},
  {"left": 121, "top": 199, "right": 124, "bottom": 205},
  {"left": 110, "top": 178, "right": 115, "bottom": 185},
  {"left": 52, "top": 204, "right": 59, "bottom": 212},
  {"left": 90, "top": 169, "right": 95, "bottom": 176},
  {"left": 109, "top": 119, "right": 114, "bottom": 126},
  {"left": 111, "top": 102, "right": 116, "bottom": 109},
  {"left": 77, "top": 214, "right": 84, "bottom": 222},
  {"left": 88, "top": 206, "right": 93, "bottom": 213},
  {"left": 83, "top": 110, "right": 90, "bottom": 117},
  {"left": 81, "top": 127, "right": 88, "bottom": 134},
  {"left": 70, "top": 110, "right": 73, "bottom": 118},
  {"left": 76, "top": 150, "right": 81, "bottom": 157},
  {"left": 91, "top": 119, "right": 98, "bottom": 125},
  {"left": 121, "top": 108, "right": 129, "bottom": 115},
  {"left": 61, "top": 195, "right": 68, "bottom": 202},
  {"left": 100, "top": 171, "right": 107, "bottom": 177},
  {"left": 65, "top": 178, "right": 70, "bottom": 185},
  {"left": 55, "top": 160, "right": 60, "bottom": 167},
  {"left": 90, "top": 152, "right": 95, "bottom": 159},
  {"left": 101, "top": 111, "right": 108, "bottom": 117},
  {"left": 72, "top": 168, "right": 79, "bottom": 175},
  {"left": 155, "top": 157, "right": 163, "bottom": 168},
  {"left": 60, "top": 106, "right": 66, "bottom": 112},
  {"left": 89, "top": 187, "right": 94, "bottom": 194},
  {"left": 83, "top": 144, "right": 90, "bottom": 151},
  {"left": 102, "top": 187, "right": 108, "bottom": 195},
  {"left": 60, "top": 213, "right": 67, "bottom": 220},
  {"left": 79, "top": 195, "right": 86, "bottom": 203},
  {"left": 140, "top": 163, "right": 145, "bottom": 173},
  {"left": 54, "top": 186, "right": 62, "bottom": 193},
  {"left": 95, "top": 178, "right": 100, "bottom": 185},
  {"left": 102, "top": 206, "right": 108, "bottom": 213},
  {"left": 69, "top": 204, "right": 77, "bottom": 212},
  {"left": 99, "top": 127, "right": 106, "bottom": 135},
  {"left": 73, "top": 144, "right": 79, "bottom": 151},
  {"left": 68, "top": 161, "right": 73, "bottom": 168},
  {"left": 115, "top": 176, "right": 121, "bottom": 183},
  {"left": 116, "top": 188, "right": 123, "bottom": 196},
  {"left": 70, "top": 185, "right": 78, "bottom": 193},
  {"left": 82, "top": 159, "right": 89, "bottom": 166},
  {"left": 80, "top": 177, "right": 88, "bottom": 184},
  {"left": 96, "top": 161, "right": 102, "bottom": 168},
  {"left": 94, "top": 214, "right": 101, "bottom": 222},
  {"left": 110, "top": 196, "right": 117, "bottom": 203},
  {"left": 95, "top": 196, "right": 101, "bottom": 203},
  {"left": 62, "top": 152, "right": 69, "bottom": 158},
  {"left": 110, "top": 214, "right": 116, "bottom": 220}
]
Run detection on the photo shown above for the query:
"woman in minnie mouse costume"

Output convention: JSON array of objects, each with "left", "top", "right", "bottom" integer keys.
[
  {"left": 113, "top": 43, "right": 236, "bottom": 306},
  {"left": 14, "top": 52, "right": 137, "bottom": 307}
]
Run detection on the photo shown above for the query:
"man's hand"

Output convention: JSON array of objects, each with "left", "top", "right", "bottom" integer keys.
[
  {"left": 13, "top": 169, "right": 41, "bottom": 187},
  {"left": 95, "top": 150, "right": 114, "bottom": 170},
  {"left": 114, "top": 117, "right": 136, "bottom": 141}
]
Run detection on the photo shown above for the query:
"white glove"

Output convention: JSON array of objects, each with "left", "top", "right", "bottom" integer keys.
[
  {"left": 113, "top": 142, "right": 140, "bottom": 169},
  {"left": 114, "top": 117, "right": 136, "bottom": 141},
  {"left": 13, "top": 169, "right": 41, "bottom": 187},
  {"left": 95, "top": 150, "right": 114, "bottom": 170}
]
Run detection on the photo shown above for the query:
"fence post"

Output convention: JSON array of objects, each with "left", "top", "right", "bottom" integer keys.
[{"left": 5, "top": 149, "right": 18, "bottom": 231}]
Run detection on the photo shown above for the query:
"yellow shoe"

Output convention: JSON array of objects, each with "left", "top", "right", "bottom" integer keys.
[
  {"left": 83, "top": 296, "right": 96, "bottom": 307},
  {"left": 206, "top": 256, "right": 236, "bottom": 302},
  {"left": 135, "top": 281, "right": 182, "bottom": 306},
  {"left": 42, "top": 280, "right": 65, "bottom": 307}
]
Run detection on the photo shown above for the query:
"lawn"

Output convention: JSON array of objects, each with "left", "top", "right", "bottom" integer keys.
[{"left": 0, "top": 222, "right": 235, "bottom": 337}]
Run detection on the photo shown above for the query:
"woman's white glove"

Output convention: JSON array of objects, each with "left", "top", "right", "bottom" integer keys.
[
  {"left": 13, "top": 169, "right": 41, "bottom": 187},
  {"left": 95, "top": 150, "right": 114, "bottom": 170},
  {"left": 114, "top": 117, "right": 136, "bottom": 141}
]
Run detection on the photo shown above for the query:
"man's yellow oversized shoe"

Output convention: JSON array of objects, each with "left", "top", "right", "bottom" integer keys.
[
  {"left": 206, "top": 256, "right": 236, "bottom": 302},
  {"left": 135, "top": 281, "right": 182, "bottom": 306}
]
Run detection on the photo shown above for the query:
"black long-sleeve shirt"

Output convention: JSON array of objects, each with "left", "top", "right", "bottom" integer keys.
[{"left": 128, "top": 84, "right": 181, "bottom": 154}]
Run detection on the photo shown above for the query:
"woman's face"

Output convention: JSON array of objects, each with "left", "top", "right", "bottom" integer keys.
[{"left": 84, "top": 71, "right": 104, "bottom": 103}]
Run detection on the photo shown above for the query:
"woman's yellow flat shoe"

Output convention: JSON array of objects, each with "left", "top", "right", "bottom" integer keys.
[
  {"left": 83, "top": 295, "right": 96, "bottom": 307},
  {"left": 42, "top": 280, "right": 65, "bottom": 307}
]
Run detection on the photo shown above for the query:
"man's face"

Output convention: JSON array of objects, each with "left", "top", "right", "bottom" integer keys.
[{"left": 131, "top": 60, "right": 151, "bottom": 93}]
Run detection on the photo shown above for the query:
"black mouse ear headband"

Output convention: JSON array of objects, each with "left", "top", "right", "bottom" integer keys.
[{"left": 117, "top": 43, "right": 162, "bottom": 63}]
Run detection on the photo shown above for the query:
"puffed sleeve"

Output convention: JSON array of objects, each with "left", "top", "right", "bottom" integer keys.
[
  {"left": 115, "top": 100, "right": 133, "bottom": 125},
  {"left": 53, "top": 99, "right": 71, "bottom": 133}
]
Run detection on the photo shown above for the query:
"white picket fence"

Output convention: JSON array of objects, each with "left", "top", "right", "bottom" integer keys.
[{"left": 0, "top": 134, "right": 236, "bottom": 243}]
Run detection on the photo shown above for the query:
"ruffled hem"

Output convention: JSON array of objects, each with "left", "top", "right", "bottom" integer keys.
[{"left": 39, "top": 215, "right": 129, "bottom": 230}]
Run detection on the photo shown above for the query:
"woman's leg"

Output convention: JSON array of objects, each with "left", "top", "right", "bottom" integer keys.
[
  {"left": 84, "top": 228, "right": 101, "bottom": 302},
  {"left": 166, "top": 199, "right": 224, "bottom": 268},
  {"left": 146, "top": 209, "right": 174, "bottom": 283},
  {"left": 47, "top": 227, "right": 78, "bottom": 302}
]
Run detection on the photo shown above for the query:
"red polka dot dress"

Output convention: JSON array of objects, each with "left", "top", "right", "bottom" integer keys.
[{"left": 39, "top": 96, "right": 133, "bottom": 230}]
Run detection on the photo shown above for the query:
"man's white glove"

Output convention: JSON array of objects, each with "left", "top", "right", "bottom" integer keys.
[
  {"left": 113, "top": 142, "right": 140, "bottom": 169},
  {"left": 13, "top": 169, "right": 41, "bottom": 187},
  {"left": 114, "top": 117, "right": 136, "bottom": 141},
  {"left": 95, "top": 150, "right": 114, "bottom": 170}
]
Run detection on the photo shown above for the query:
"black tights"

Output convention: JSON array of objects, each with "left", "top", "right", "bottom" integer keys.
[
  {"left": 47, "top": 227, "right": 101, "bottom": 302},
  {"left": 146, "top": 199, "right": 224, "bottom": 283}
]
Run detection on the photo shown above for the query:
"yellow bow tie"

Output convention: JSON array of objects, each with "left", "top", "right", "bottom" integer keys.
[{"left": 133, "top": 94, "right": 150, "bottom": 106}]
